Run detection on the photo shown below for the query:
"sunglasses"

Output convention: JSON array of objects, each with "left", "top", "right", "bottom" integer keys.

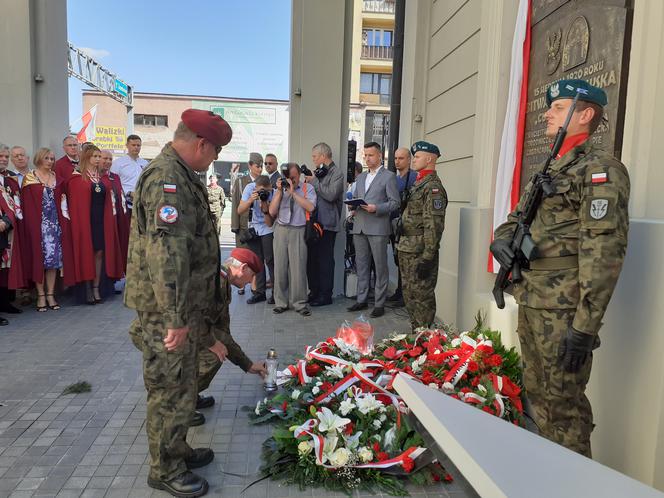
[{"left": 265, "top": 162, "right": 276, "bottom": 166}]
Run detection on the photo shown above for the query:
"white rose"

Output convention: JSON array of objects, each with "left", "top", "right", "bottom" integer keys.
[
  {"left": 379, "top": 414, "right": 387, "bottom": 422},
  {"left": 339, "top": 399, "right": 356, "bottom": 416},
  {"left": 312, "top": 386, "right": 320, "bottom": 395},
  {"left": 298, "top": 440, "right": 313, "bottom": 456},
  {"left": 329, "top": 447, "right": 351, "bottom": 467},
  {"left": 291, "top": 389, "right": 301, "bottom": 400},
  {"left": 357, "top": 446, "right": 373, "bottom": 463},
  {"left": 372, "top": 419, "right": 382, "bottom": 430}
]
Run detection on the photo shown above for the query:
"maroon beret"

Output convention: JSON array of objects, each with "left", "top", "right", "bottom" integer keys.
[
  {"left": 181, "top": 109, "right": 232, "bottom": 147},
  {"left": 230, "top": 248, "right": 263, "bottom": 274}
]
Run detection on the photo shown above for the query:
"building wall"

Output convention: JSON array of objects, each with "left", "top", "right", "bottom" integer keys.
[
  {"left": 0, "top": 0, "right": 69, "bottom": 154},
  {"left": 400, "top": 0, "right": 664, "bottom": 490}
]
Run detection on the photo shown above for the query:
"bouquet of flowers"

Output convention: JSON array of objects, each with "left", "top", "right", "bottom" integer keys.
[{"left": 249, "top": 320, "right": 523, "bottom": 496}]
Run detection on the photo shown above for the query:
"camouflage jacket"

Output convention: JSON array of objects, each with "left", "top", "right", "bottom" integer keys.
[
  {"left": 206, "top": 265, "right": 252, "bottom": 372},
  {"left": 494, "top": 142, "right": 630, "bottom": 335},
  {"left": 124, "top": 143, "right": 221, "bottom": 345},
  {"left": 231, "top": 175, "right": 252, "bottom": 232},
  {"left": 207, "top": 185, "right": 226, "bottom": 214},
  {"left": 396, "top": 171, "right": 447, "bottom": 261}
]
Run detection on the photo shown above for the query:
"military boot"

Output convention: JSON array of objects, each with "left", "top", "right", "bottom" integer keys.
[{"left": 147, "top": 470, "right": 209, "bottom": 497}]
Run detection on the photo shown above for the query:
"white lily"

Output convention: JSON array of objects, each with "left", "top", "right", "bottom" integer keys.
[
  {"left": 316, "top": 406, "right": 351, "bottom": 433},
  {"left": 325, "top": 364, "right": 346, "bottom": 379},
  {"left": 291, "top": 389, "right": 301, "bottom": 400},
  {"left": 356, "top": 393, "right": 383, "bottom": 415},
  {"left": 390, "top": 333, "right": 408, "bottom": 342},
  {"left": 383, "top": 425, "right": 397, "bottom": 451},
  {"left": 344, "top": 430, "right": 363, "bottom": 450},
  {"left": 321, "top": 434, "right": 339, "bottom": 464},
  {"left": 339, "top": 398, "right": 356, "bottom": 416}
]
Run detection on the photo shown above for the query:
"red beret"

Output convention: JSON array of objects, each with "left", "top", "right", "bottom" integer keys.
[
  {"left": 181, "top": 109, "right": 232, "bottom": 147},
  {"left": 230, "top": 248, "right": 263, "bottom": 274}
]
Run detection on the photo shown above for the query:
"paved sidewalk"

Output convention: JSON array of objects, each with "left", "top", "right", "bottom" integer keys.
[{"left": 0, "top": 214, "right": 478, "bottom": 498}]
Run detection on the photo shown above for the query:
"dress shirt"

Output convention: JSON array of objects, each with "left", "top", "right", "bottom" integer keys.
[
  {"left": 111, "top": 155, "right": 148, "bottom": 194},
  {"left": 276, "top": 181, "right": 317, "bottom": 227},
  {"left": 241, "top": 182, "right": 274, "bottom": 236},
  {"left": 365, "top": 166, "right": 383, "bottom": 192}
]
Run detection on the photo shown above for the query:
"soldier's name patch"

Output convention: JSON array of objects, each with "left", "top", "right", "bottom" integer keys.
[
  {"left": 163, "top": 183, "right": 177, "bottom": 193},
  {"left": 590, "top": 199, "right": 609, "bottom": 220},
  {"left": 158, "top": 205, "right": 179, "bottom": 223},
  {"left": 591, "top": 172, "right": 608, "bottom": 184}
]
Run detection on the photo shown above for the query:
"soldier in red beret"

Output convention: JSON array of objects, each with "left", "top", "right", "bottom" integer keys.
[{"left": 124, "top": 109, "right": 235, "bottom": 496}]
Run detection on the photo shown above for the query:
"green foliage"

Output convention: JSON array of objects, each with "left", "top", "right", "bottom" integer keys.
[{"left": 60, "top": 381, "right": 91, "bottom": 396}]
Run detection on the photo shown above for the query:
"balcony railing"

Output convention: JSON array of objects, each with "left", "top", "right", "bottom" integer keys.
[
  {"left": 361, "top": 45, "right": 393, "bottom": 60},
  {"left": 363, "top": 0, "right": 395, "bottom": 14}
]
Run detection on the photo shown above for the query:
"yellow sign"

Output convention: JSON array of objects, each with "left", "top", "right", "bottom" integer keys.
[{"left": 92, "top": 126, "right": 126, "bottom": 152}]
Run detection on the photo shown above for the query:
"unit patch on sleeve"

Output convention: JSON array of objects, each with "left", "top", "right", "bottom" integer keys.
[
  {"left": 590, "top": 198, "right": 609, "bottom": 220},
  {"left": 158, "top": 205, "right": 179, "bottom": 223}
]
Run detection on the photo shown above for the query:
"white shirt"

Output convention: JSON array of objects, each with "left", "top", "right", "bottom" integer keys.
[
  {"left": 111, "top": 155, "right": 148, "bottom": 194},
  {"left": 365, "top": 166, "right": 382, "bottom": 192}
]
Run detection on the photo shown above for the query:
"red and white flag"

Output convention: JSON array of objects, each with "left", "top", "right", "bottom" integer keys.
[
  {"left": 76, "top": 105, "right": 98, "bottom": 143},
  {"left": 488, "top": 0, "right": 532, "bottom": 273}
]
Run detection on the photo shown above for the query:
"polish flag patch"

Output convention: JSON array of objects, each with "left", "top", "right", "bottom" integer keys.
[
  {"left": 591, "top": 172, "right": 608, "bottom": 184},
  {"left": 163, "top": 183, "right": 177, "bottom": 193}
]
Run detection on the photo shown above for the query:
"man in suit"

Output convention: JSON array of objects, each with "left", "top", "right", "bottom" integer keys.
[
  {"left": 347, "top": 142, "right": 399, "bottom": 318},
  {"left": 54, "top": 135, "right": 80, "bottom": 183},
  {"left": 265, "top": 153, "right": 280, "bottom": 189}
]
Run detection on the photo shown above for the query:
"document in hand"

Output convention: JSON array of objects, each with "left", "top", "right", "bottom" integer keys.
[{"left": 343, "top": 198, "right": 368, "bottom": 208}]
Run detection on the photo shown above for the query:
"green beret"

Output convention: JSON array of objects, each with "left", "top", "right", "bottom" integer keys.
[
  {"left": 545, "top": 79, "right": 608, "bottom": 107},
  {"left": 410, "top": 141, "right": 441, "bottom": 157}
]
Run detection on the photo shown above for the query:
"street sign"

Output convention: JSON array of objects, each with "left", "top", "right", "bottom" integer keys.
[{"left": 114, "top": 79, "right": 128, "bottom": 97}]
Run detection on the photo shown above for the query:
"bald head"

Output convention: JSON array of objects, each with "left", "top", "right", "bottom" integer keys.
[
  {"left": 394, "top": 147, "right": 411, "bottom": 173},
  {"left": 100, "top": 150, "right": 113, "bottom": 174}
]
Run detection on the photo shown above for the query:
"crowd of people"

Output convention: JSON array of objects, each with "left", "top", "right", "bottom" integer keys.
[{"left": 0, "top": 134, "right": 151, "bottom": 324}]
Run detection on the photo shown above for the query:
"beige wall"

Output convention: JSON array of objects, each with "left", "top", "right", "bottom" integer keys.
[
  {"left": 0, "top": 0, "right": 69, "bottom": 155},
  {"left": 398, "top": 0, "right": 664, "bottom": 491}
]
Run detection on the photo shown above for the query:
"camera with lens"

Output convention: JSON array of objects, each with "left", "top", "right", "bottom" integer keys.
[
  {"left": 257, "top": 189, "right": 270, "bottom": 202},
  {"left": 300, "top": 164, "right": 313, "bottom": 177},
  {"left": 280, "top": 165, "right": 290, "bottom": 189}
]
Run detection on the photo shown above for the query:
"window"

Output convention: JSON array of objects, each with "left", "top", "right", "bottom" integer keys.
[
  {"left": 360, "top": 73, "right": 392, "bottom": 96},
  {"left": 134, "top": 114, "right": 168, "bottom": 127},
  {"left": 362, "top": 28, "right": 393, "bottom": 47}
]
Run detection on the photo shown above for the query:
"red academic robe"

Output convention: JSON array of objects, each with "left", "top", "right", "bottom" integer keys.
[
  {"left": 0, "top": 186, "right": 27, "bottom": 289},
  {"left": 20, "top": 173, "right": 74, "bottom": 285},
  {"left": 55, "top": 156, "right": 76, "bottom": 184},
  {"left": 66, "top": 172, "right": 123, "bottom": 282},
  {"left": 105, "top": 172, "right": 129, "bottom": 271}
]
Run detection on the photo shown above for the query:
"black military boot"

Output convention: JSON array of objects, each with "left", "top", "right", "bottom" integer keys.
[
  {"left": 148, "top": 470, "right": 209, "bottom": 497},
  {"left": 185, "top": 448, "right": 214, "bottom": 469},
  {"left": 196, "top": 395, "right": 215, "bottom": 410},
  {"left": 190, "top": 411, "right": 205, "bottom": 427}
]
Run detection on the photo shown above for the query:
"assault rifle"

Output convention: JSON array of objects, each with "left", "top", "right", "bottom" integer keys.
[{"left": 492, "top": 89, "right": 585, "bottom": 309}]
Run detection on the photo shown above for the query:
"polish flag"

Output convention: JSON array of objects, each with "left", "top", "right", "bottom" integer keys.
[
  {"left": 76, "top": 105, "right": 98, "bottom": 143},
  {"left": 488, "top": 0, "right": 532, "bottom": 272}
]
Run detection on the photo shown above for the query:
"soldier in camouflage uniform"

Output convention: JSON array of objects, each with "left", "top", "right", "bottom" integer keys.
[
  {"left": 491, "top": 79, "right": 630, "bottom": 457},
  {"left": 197, "top": 248, "right": 267, "bottom": 396},
  {"left": 124, "top": 109, "right": 233, "bottom": 497},
  {"left": 396, "top": 141, "right": 447, "bottom": 330},
  {"left": 206, "top": 174, "right": 225, "bottom": 237}
]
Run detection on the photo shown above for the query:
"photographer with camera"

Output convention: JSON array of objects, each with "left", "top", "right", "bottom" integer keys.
[
  {"left": 268, "top": 163, "right": 317, "bottom": 316},
  {"left": 237, "top": 175, "right": 275, "bottom": 304},
  {"left": 303, "top": 143, "right": 345, "bottom": 307}
]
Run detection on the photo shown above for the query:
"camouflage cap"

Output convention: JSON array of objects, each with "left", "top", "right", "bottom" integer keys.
[
  {"left": 411, "top": 141, "right": 441, "bottom": 157},
  {"left": 248, "top": 152, "right": 263, "bottom": 165},
  {"left": 545, "top": 79, "right": 608, "bottom": 107}
]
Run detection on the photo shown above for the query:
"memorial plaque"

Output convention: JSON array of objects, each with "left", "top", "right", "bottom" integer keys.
[{"left": 520, "top": 0, "right": 633, "bottom": 194}]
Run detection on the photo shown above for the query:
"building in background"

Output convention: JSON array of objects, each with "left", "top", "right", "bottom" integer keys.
[
  {"left": 82, "top": 90, "right": 289, "bottom": 193},
  {"left": 349, "top": 0, "right": 394, "bottom": 152}
]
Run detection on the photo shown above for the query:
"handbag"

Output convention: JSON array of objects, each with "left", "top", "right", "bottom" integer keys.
[{"left": 303, "top": 183, "right": 323, "bottom": 244}]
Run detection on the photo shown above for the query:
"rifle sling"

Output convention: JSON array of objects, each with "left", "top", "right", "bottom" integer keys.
[{"left": 529, "top": 255, "right": 578, "bottom": 271}]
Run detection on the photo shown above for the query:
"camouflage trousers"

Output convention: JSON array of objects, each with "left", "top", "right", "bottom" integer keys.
[
  {"left": 133, "top": 312, "right": 202, "bottom": 480},
  {"left": 398, "top": 251, "right": 438, "bottom": 330},
  {"left": 129, "top": 318, "right": 222, "bottom": 395},
  {"left": 517, "top": 305, "right": 594, "bottom": 457}
]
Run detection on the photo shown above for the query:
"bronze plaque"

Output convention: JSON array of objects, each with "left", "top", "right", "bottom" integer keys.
[{"left": 520, "top": 0, "right": 633, "bottom": 193}]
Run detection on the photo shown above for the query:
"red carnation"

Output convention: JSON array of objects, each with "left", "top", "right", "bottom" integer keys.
[
  {"left": 408, "top": 346, "right": 423, "bottom": 357},
  {"left": 321, "top": 382, "right": 333, "bottom": 392},
  {"left": 467, "top": 360, "right": 479, "bottom": 373},
  {"left": 281, "top": 401, "right": 288, "bottom": 412},
  {"left": 402, "top": 456, "right": 415, "bottom": 473},
  {"left": 383, "top": 346, "right": 398, "bottom": 360},
  {"left": 432, "top": 473, "right": 441, "bottom": 482},
  {"left": 471, "top": 377, "right": 480, "bottom": 387},
  {"left": 373, "top": 442, "right": 381, "bottom": 453},
  {"left": 444, "top": 473, "right": 453, "bottom": 482},
  {"left": 488, "top": 354, "right": 503, "bottom": 367},
  {"left": 376, "top": 394, "right": 392, "bottom": 406},
  {"left": 377, "top": 452, "right": 389, "bottom": 462},
  {"left": 482, "top": 406, "right": 493, "bottom": 415},
  {"left": 344, "top": 421, "right": 354, "bottom": 435}
]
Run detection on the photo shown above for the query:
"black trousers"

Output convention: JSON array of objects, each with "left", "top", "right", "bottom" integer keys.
[
  {"left": 307, "top": 230, "right": 336, "bottom": 301},
  {"left": 247, "top": 233, "right": 274, "bottom": 295}
]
